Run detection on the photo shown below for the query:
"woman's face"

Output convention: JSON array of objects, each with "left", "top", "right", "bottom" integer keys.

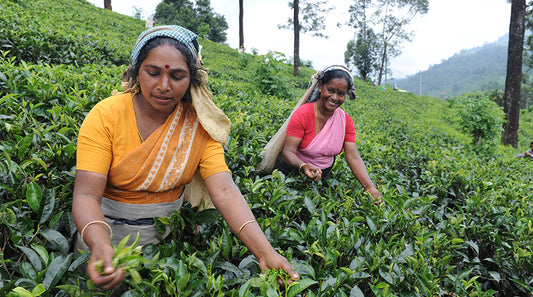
[
  {"left": 318, "top": 77, "right": 349, "bottom": 113},
  {"left": 137, "top": 44, "right": 191, "bottom": 115}
]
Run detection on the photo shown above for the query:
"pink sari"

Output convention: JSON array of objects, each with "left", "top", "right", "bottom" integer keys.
[{"left": 296, "top": 108, "right": 346, "bottom": 169}]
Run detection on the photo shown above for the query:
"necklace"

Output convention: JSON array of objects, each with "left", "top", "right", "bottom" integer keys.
[
  {"left": 314, "top": 102, "right": 320, "bottom": 135},
  {"left": 137, "top": 128, "right": 144, "bottom": 143}
]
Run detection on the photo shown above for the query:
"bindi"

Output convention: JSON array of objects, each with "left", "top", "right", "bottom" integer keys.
[{"left": 164, "top": 64, "right": 170, "bottom": 69}]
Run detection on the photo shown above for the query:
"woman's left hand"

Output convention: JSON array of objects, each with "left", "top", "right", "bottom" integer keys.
[
  {"left": 258, "top": 251, "right": 300, "bottom": 285},
  {"left": 367, "top": 186, "right": 382, "bottom": 205},
  {"left": 205, "top": 172, "right": 301, "bottom": 285},
  {"left": 301, "top": 163, "right": 322, "bottom": 181}
]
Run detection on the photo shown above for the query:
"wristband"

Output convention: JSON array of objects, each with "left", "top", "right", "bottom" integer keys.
[
  {"left": 298, "top": 162, "right": 307, "bottom": 174},
  {"left": 80, "top": 220, "right": 112, "bottom": 246},
  {"left": 237, "top": 219, "right": 257, "bottom": 238}
]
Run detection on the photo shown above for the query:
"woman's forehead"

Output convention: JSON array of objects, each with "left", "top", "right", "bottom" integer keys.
[{"left": 323, "top": 78, "right": 349, "bottom": 89}]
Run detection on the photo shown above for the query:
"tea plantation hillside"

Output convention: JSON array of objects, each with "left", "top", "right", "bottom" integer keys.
[{"left": 1, "top": 0, "right": 532, "bottom": 296}]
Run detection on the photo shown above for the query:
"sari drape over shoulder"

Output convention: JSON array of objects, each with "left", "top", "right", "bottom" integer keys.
[
  {"left": 105, "top": 101, "right": 210, "bottom": 205},
  {"left": 296, "top": 108, "right": 346, "bottom": 169}
]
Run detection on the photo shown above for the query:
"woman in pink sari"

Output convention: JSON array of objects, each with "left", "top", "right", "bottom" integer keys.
[{"left": 274, "top": 65, "right": 381, "bottom": 202}]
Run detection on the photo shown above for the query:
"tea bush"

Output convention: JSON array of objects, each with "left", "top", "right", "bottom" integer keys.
[
  {"left": 1, "top": 0, "right": 532, "bottom": 296},
  {"left": 0, "top": 0, "right": 143, "bottom": 66}
]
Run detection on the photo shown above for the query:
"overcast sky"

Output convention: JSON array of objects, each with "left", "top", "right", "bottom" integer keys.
[{"left": 86, "top": 0, "right": 511, "bottom": 79}]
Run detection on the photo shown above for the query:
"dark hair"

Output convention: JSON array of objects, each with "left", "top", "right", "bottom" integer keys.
[
  {"left": 122, "top": 37, "right": 200, "bottom": 100},
  {"left": 320, "top": 69, "right": 353, "bottom": 89}
]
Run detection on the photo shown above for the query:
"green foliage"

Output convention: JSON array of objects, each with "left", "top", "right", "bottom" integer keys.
[
  {"left": 253, "top": 51, "right": 297, "bottom": 99},
  {"left": 93, "top": 233, "right": 144, "bottom": 284},
  {"left": 155, "top": 0, "right": 228, "bottom": 43},
  {"left": 1, "top": 0, "right": 532, "bottom": 296},
  {"left": 348, "top": 0, "right": 429, "bottom": 85},
  {"left": 453, "top": 91, "right": 505, "bottom": 152},
  {"left": 279, "top": 0, "right": 333, "bottom": 38},
  {"left": 345, "top": 28, "right": 380, "bottom": 82},
  {"left": 0, "top": 0, "right": 144, "bottom": 66}
]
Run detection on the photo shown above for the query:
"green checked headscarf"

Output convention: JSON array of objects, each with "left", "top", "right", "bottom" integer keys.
[
  {"left": 122, "top": 25, "right": 230, "bottom": 145},
  {"left": 131, "top": 25, "right": 200, "bottom": 66}
]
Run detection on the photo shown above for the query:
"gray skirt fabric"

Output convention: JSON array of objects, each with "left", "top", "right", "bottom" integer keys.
[{"left": 74, "top": 195, "right": 184, "bottom": 252}]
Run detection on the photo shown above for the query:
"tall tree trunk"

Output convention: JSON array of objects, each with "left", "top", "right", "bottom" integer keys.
[
  {"left": 293, "top": 0, "right": 300, "bottom": 76},
  {"left": 239, "top": 0, "right": 244, "bottom": 51},
  {"left": 502, "top": 0, "right": 526, "bottom": 148},
  {"left": 377, "top": 42, "right": 387, "bottom": 85},
  {"left": 104, "top": 0, "right": 112, "bottom": 10}
]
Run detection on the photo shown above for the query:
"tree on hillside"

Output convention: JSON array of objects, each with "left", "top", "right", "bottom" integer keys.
[
  {"left": 195, "top": 0, "right": 228, "bottom": 42},
  {"left": 348, "top": 0, "right": 428, "bottom": 85},
  {"left": 239, "top": 0, "right": 244, "bottom": 51},
  {"left": 345, "top": 0, "right": 380, "bottom": 82},
  {"left": 502, "top": 0, "right": 527, "bottom": 148},
  {"left": 155, "top": 0, "right": 228, "bottom": 43},
  {"left": 104, "top": 0, "right": 111, "bottom": 10},
  {"left": 522, "top": 1, "right": 533, "bottom": 110},
  {"left": 156, "top": 0, "right": 195, "bottom": 28},
  {"left": 279, "top": 0, "right": 332, "bottom": 76},
  {"left": 345, "top": 28, "right": 379, "bottom": 82},
  {"left": 458, "top": 92, "right": 505, "bottom": 152}
]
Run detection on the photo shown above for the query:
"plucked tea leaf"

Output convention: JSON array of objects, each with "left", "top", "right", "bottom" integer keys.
[{"left": 128, "top": 268, "right": 142, "bottom": 284}]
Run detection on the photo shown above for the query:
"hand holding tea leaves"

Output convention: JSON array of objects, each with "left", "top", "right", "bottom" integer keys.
[
  {"left": 89, "top": 233, "right": 144, "bottom": 289},
  {"left": 367, "top": 186, "right": 382, "bottom": 205},
  {"left": 246, "top": 268, "right": 315, "bottom": 297}
]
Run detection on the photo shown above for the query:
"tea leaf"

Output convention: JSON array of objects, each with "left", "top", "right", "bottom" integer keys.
[
  {"left": 286, "top": 278, "right": 317, "bottom": 297},
  {"left": 350, "top": 285, "right": 365, "bottom": 297},
  {"left": 42, "top": 254, "right": 72, "bottom": 290},
  {"left": 26, "top": 181, "right": 42, "bottom": 213},
  {"left": 17, "top": 245, "right": 43, "bottom": 272},
  {"left": 40, "top": 229, "right": 69, "bottom": 254}
]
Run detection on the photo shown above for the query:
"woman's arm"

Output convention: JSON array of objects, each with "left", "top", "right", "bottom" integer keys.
[
  {"left": 282, "top": 135, "right": 322, "bottom": 181},
  {"left": 72, "top": 170, "right": 125, "bottom": 289},
  {"left": 204, "top": 172, "right": 300, "bottom": 281},
  {"left": 344, "top": 142, "right": 382, "bottom": 203}
]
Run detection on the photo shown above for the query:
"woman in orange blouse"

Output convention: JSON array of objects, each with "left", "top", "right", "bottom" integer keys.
[{"left": 72, "top": 25, "right": 299, "bottom": 290}]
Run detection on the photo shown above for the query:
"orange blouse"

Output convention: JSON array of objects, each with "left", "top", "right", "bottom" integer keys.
[{"left": 76, "top": 93, "right": 229, "bottom": 204}]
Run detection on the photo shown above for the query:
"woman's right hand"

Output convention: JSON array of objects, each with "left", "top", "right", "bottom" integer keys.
[
  {"left": 87, "top": 243, "right": 126, "bottom": 290},
  {"left": 301, "top": 163, "right": 322, "bottom": 181},
  {"left": 72, "top": 170, "right": 125, "bottom": 289}
]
